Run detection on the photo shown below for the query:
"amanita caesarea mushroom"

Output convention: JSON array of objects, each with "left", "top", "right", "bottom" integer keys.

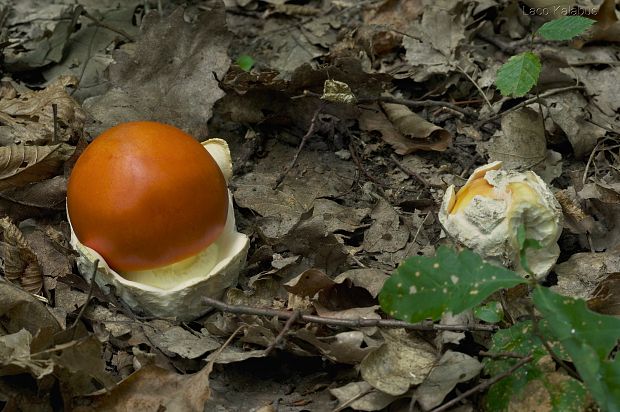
[
  {"left": 439, "top": 161, "right": 562, "bottom": 279},
  {"left": 67, "top": 121, "right": 249, "bottom": 320}
]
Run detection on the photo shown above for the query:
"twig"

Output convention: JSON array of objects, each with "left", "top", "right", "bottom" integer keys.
[
  {"left": 476, "top": 31, "right": 529, "bottom": 54},
  {"left": 203, "top": 297, "right": 498, "bottom": 332},
  {"left": 390, "top": 154, "right": 444, "bottom": 190},
  {"left": 80, "top": 8, "right": 135, "bottom": 42},
  {"left": 70, "top": 259, "right": 99, "bottom": 336},
  {"left": 429, "top": 354, "right": 534, "bottom": 412},
  {"left": 349, "top": 142, "right": 386, "bottom": 187},
  {"left": 273, "top": 103, "right": 324, "bottom": 189},
  {"left": 455, "top": 64, "right": 493, "bottom": 110},
  {"left": 294, "top": 90, "right": 475, "bottom": 117},
  {"left": 477, "top": 85, "right": 585, "bottom": 126},
  {"left": 52, "top": 104, "right": 58, "bottom": 143},
  {"left": 479, "top": 350, "right": 527, "bottom": 359},
  {"left": 582, "top": 139, "right": 602, "bottom": 185},
  {"left": 363, "top": 95, "right": 475, "bottom": 117},
  {"left": 265, "top": 310, "right": 301, "bottom": 355},
  {"left": 332, "top": 386, "right": 374, "bottom": 412}
]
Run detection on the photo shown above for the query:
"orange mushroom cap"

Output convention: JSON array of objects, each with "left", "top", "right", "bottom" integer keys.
[{"left": 67, "top": 121, "right": 229, "bottom": 272}]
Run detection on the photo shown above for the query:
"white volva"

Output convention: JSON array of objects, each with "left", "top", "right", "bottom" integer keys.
[
  {"left": 69, "top": 139, "right": 250, "bottom": 320},
  {"left": 439, "top": 161, "right": 563, "bottom": 279}
]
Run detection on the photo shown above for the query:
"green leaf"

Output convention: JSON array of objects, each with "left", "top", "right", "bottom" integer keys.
[
  {"left": 537, "top": 16, "right": 595, "bottom": 41},
  {"left": 484, "top": 321, "right": 588, "bottom": 412},
  {"left": 495, "top": 52, "right": 541, "bottom": 97},
  {"left": 533, "top": 287, "right": 620, "bottom": 412},
  {"left": 474, "top": 301, "right": 504, "bottom": 324},
  {"left": 378, "top": 246, "right": 526, "bottom": 323},
  {"left": 235, "top": 55, "right": 254, "bottom": 72}
]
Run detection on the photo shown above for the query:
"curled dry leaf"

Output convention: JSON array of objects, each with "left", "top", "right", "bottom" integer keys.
[
  {"left": 0, "top": 217, "right": 43, "bottom": 295},
  {"left": 0, "top": 75, "right": 85, "bottom": 144},
  {"left": 359, "top": 103, "right": 451, "bottom": 155},
  {"left": 0, "top": 143, "right": 74, "bottom": 191}
]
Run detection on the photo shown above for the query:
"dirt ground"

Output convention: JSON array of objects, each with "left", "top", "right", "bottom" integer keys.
[{"left": 0, "top": 0, "right": 619, "bottom": 411}]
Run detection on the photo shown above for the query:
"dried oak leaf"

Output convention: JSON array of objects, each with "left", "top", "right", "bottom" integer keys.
[
  {"left": 0, "top": 281, "right": 60, "bottom": 335},
  {"left": 74, "top": 363, "right": 212, "bottom": 412},
  {"left": 0, "top": 217, "right": 43, "bottom": 295},
  {"left": 0, "top": 143, "right": 73, "bottom": 191},
  {"left": 0, "top": 75, "right": 86, "bottom": 145},
  {"left": 85, "top": 4, "right": 231, "bottom": 138}
]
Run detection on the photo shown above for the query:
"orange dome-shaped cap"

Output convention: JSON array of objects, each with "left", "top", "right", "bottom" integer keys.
[{"left": 67, "top": 121, "right": 229, "bottom": 272}]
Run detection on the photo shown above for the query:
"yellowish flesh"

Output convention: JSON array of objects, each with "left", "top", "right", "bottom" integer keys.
[
  {"left": 120, "top": 243, "right": 219, "bottom": 289},
  {"left": 451, "top": 177, "right": 495, "bottom": 214}
]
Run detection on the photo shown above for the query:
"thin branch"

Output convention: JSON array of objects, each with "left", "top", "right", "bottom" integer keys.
[
  {"left": 362, "top": 95, "right": 475, "bottom": 117},
  {"left": 477, "top": 85, "right": 585, "bottom": 126},
  {"left": 350, "top": 142, "right": 387, "bottom": 187},
  {"left": 455, "top": 64, "right": 493, "bottom": 110},
  {"left": 294, "top": 90, "right": 475, "bottom": 117},
  {"left": 273, "top": 103, "right": 324, "bottom": 189},
  {"left": 430, "top": 354, "right": 534, "bottom": 412},
  {"left": 390, "top": 154, "right": 444, "bottom": 190},
  {"left": 52, "top": 104, "right": 58, "bottom": 143},
  {"left": 203, "top": 297, "right": 498, "bottom": 332},
  {"left": 479, "top": 350, "right": 528, "bottom": 359},
  {"left": 265, "top": 310, "right": 301, "bottom": 355},
  {"left": 70, "top": 259, "right": 99, "bottom": 337},
  {"left": 80, "top": 8, "right": 135, "bottom": 42}
]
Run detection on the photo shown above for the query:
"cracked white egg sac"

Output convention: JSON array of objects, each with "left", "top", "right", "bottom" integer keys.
[
  {"left": 439, "top": 161, "right": 563, "bottom": 279},
  {"left": 69, "top": 138, "right": 250, "bottom": 321}
]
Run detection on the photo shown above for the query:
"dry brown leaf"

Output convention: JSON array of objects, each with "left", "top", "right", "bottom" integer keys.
[
  {"left": 85, "top": 5, "right": 231, "bottom": 138},
  {"left": 580, "top": 0, "right": 620, "bottom": 45},
  {"left": 380, "top": 103, "right": 451, "bottom": 152},
  {"left": 588, "top": 272, "right": 620, "bottom": 316},
  {"left": 0, "top": 281, "right": 61, "bottom": 335},
  {"left": 0, "top": 143, "right": 73, "bottom": 191},
  {"left": 330, "top": 381, "right": 398, "bottom": 411},
  {"left": 359, "top": 104, "right": 451, "bottom": 155},
  {"left": 284, "top": 269, "right": 335, "bottom": 297},
  {"left": 0, "top": 217, "right": 43, "bottom": 295},
  {"left": 360, "top": 329, "right": 437, "bottom": 396},
  {"left": 74, "top": 363, "right": 212, "bottom": 412},
  {"left": 0, "top": 75, "right": 85, "bottom": 144}
]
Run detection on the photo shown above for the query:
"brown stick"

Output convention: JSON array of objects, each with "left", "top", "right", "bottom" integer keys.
[
  {"left": 70, "top": 259, "right": 99, "bottom": 337},
  {"left": 273, "top": 103, "right": 324, "bottom": 189},
  {"left": 265, "top": 310, "right": 301, "bottom": 355},
  {"left": 476, "top": 85, "right": 585, "bottom": 126},
  {"left": 203, "top": 297, "right": 498, "bottom": 332}
]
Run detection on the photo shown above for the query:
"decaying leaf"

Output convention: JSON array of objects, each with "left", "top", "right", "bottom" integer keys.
[
  {"left": 85, "top": 5, "right": 232, "bottom": 138},
  {"left": 321, "top": 79, "right": 357, "bottom": 104},
  {"left": 75, "top": 363, "right": 213, "bottom": 412},
  {"left": 414, "top": 350, "right": 482, "bottom": 410},
  {"left": 0, "top": 217, "right": 43, "bottom": 295},
  {"left": 0, "top": 144, "right": 73, "bottom": 191},
  {"left": 330, "top": 381, "right": 399, "bottom": 411},
  {"left": 552, "top": 251, "right": 620, "bottom": 301},
  {"left": 0, "top": 329, "right": 54, "bottom": 379},
  {"left": 360, "top": 329, "right": 437, "bottom": 396},
  {"left": 360, "top": 103, "right": 452, "bottom": 155},
  {"left": 0, "top": 75, "right": 86, "bottom": 144}
]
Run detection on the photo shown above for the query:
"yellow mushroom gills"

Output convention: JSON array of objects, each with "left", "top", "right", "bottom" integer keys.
[{"left": 439, "top": 161, "right": 563, "bottom": 279}]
